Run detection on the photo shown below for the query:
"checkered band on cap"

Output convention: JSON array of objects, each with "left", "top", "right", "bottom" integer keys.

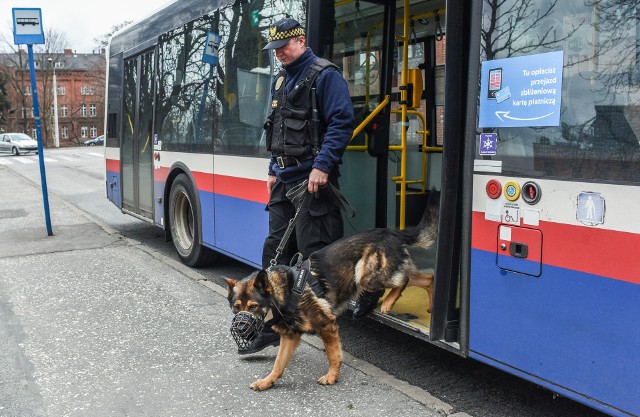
[{"left": 268, "top": 26, "right": 305, "bottom": 42}]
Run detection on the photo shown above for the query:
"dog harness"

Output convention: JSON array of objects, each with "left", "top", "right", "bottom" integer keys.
[{"left": 269, "top": 255, "right": 325, "bottom": 326}]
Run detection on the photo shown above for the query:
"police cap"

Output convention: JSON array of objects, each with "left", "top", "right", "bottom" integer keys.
[{"left": 263, "top": 18, "right": 305, "bottom": 50}]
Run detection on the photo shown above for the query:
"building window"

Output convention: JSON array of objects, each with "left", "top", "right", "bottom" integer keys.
[
  {"left": 54, "top": 61, "right": 63, "bottom": 69},
  {"left": 62, "top": 126, "right": 68, "bottom": 139},
  {"left": 21, "top": 108, "right": 28, "bottom": 118},
  {"left": 89, "top": 104, "right": 96, "bottom": 117},
  {"left": 81, "top": 104, "right": 87, "bottom": 117},
  {"left": 81, "top": 126, "right": 88, "bottom": 138},
  {"left": 90, "top": 126, "right": 97, "bottom": 137},
  {"left": 57, "top": 85, "right": 66, "bottom": 95},
  {"left": 80, "top": 85, "right": 95, "bottom": 95},
  {"left": 60, "top": 105, "right": 67, "bottom": 117}
]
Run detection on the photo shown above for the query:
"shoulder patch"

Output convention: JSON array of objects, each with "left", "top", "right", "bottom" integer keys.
[{"left": 275, "top": 76, "right": 285, "bottom": 91}]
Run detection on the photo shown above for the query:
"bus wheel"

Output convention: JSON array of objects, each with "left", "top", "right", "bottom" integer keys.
[{"left": 169, "top": 174, "right": 218, "bottom": 267}]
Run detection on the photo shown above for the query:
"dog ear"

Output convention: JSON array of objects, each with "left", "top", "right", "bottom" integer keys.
[
  {"left": 223, "top": 278, "right": 237, "bottom": 295},
  {"left": 253, "top": 270, "right": 272, "bottom": 295}
]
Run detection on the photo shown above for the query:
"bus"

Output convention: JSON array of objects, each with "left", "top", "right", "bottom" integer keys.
[{"left": 105, "top": 1, "right": 640, "bottom": 416}]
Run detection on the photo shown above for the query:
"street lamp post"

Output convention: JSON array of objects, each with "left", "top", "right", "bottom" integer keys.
[{"left": 47, "top": 57, "right": 59, "bottom": 148}]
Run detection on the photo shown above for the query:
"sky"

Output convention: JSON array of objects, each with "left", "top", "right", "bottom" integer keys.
[{"left": 1, "top": 0, "right": 172, "bottom": 53}]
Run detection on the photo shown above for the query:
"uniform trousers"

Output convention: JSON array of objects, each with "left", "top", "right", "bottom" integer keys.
[{"left": 262, "top": 176, "right": 343, "bottom": 269}]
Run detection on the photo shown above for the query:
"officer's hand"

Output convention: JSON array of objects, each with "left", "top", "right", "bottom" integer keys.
[
  {"left": 308, "top": 168, "right": 328, "bottom": 193},
  {"left": 267, "top": 175, "right": 277, "bottom": 194}
]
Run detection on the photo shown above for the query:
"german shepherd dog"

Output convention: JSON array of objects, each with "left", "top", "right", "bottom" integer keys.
[{"left": 225, "top": 190, "right": 439, "bottom": 391}]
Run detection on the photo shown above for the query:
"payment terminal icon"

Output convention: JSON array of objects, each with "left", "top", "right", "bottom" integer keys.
[{"left": 488, "top": 68, "right": 502, "bottom": 99}]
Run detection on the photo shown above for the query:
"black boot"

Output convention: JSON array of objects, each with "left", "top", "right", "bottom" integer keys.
[
  {"left": 352, "top": 290, "right": 385, "bottom": 319},
  {"left": 238, "top": 325, "right": 280, "bottom": 355}
]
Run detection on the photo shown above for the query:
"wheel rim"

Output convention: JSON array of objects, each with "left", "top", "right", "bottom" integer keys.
[
  {"left": 172, "top": 189, "right": 194, "bottom": 254},
  {"left": 12, "top": 147, "right": 18, "bottom": 155}
]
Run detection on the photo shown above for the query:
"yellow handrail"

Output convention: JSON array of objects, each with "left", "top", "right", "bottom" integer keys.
[{"left": 347, "top": 95, "right": 391, "bottom": 152}]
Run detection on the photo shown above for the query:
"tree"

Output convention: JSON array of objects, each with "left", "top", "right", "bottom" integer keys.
[
  {"left": 481, "top": 0, "right": 581, "bottom": 61},
  {"left": 93, "top": 21, "right": 132, "bottom": 51},
  {"left": 0, "top": 28, "right": 70, "bottom": 144},
  {"left": 0, "top": 68, "right": 11, "bottom": 129}
]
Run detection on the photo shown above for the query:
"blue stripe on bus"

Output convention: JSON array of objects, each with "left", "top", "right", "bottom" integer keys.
[
  {"left": 202, "top": 192, "right": 267, "bottom": 268},
  {"left": 469, "top": 248, "right": 640, "bottom": 416},
  {"left": 106, "top": 170, "right": 121, "bottom": 208}
]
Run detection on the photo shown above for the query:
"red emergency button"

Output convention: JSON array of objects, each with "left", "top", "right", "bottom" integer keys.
[
  {"left": 486, "top": 179, "right": 502, "bottom": 199},
  {"left": 522, "top": 181, "right": 541, "bottom": 205}
]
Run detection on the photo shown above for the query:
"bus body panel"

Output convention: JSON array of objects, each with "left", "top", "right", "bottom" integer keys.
[
  {"left": 151, "top": 153, "right": 268, "bottom": 268},
  {"left": 105, "top": 148, "right": 121, "bottom": 208},
  {"left": 469, "top": 177, "right": 640, "bottom": 416}
]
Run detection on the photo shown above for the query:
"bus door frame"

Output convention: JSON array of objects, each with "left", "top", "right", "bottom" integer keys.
[
  {"left": 429, "top": 0, "right": 478, "bottom": 355},
  {"left": 120, "top": 43, "right": 157, "bottom": 221}
]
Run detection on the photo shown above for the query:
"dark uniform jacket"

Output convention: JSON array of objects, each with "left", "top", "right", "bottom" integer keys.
[{"left": 267, "top": 48, "right": 354, "bottom": 183}]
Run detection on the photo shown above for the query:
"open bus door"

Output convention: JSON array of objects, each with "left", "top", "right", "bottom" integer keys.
[{"left": 309, "top": 0, "right": 467, "bottom": 352}]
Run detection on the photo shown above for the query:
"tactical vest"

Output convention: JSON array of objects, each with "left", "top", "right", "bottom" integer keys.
[{"left": 265, "top": 58, "right": 338, "bottom": 166}]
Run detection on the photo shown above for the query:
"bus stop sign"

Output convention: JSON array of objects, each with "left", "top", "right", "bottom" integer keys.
[{"left": 12, "top": 8, "right": 45, "bottom": 45}]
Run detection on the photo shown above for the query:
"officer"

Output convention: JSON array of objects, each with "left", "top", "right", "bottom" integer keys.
[{"left": 238, "top": 18, "right": 383, "bottom": 355}]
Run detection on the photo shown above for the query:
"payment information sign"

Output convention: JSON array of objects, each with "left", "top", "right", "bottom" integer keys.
[{"left": 479, "top": 51, "right": 564, "bottom": 128}]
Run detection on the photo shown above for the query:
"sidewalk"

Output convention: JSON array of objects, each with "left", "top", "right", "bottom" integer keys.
[{"left": 0, "top": 167, "right": 448, "bottom": 417}]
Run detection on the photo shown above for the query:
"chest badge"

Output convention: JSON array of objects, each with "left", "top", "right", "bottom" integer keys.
[{"left": 275, "top": 76, "right": 285, "bottom": 91}]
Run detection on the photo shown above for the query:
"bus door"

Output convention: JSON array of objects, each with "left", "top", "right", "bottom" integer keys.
[
  {"left": 121, "top": 50, "right": 155, "bottom": 220},
  {"left": 314, "top": 0, "right": 453, "bottom": 341}
]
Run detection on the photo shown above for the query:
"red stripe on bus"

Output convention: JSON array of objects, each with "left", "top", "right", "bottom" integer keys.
[
  {"left": 472, "top": 211, "right": 640, "bottom": 284},
  {"left": 212, "top": 174, "right": 268, "bottom": 204},
  {"left": 105, "top": 158, "right": 119, "bottom": 173},
  {"left": 152, "top": 168, "right": 268, "bottom": 205}
]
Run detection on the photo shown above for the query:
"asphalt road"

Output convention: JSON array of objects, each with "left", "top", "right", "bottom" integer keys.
[{"left": 0, "top": 147, "right": 610, "bottom": 417}]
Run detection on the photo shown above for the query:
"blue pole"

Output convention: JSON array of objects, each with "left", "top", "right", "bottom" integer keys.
[{"left": 27, "top": 44, "right": 53, "bottom": 236}]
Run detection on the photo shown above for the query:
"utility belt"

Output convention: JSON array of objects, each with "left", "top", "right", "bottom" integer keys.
[{"left": 274, "top": 154, "right": 314, "bottom": 169}]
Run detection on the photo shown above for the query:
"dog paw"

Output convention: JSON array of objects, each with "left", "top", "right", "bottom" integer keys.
[
  {"left": 380, "top": 300, "right": 394, "bottom": 314},
  {"left": 317, "top": 374, "right": 339, "bottom": 385},
  {"left": 250, "top": 378, "right": 274, "bottom": 391}
]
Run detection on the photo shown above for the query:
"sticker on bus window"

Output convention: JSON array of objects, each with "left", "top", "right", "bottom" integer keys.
[{"left": 479, "top": 51, "right": 564, "bottom": 128}]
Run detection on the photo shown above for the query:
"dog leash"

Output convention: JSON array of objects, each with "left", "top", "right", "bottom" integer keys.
[
  {"left": 269, "top": 181, "right": 310, "bottom": 268},
  {"left": 268, "top": 179, "right": 356, "bottom": 268}
]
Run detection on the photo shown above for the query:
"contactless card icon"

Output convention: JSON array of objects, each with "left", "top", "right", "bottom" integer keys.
[{"left": 495, "top": 86, "right": 511, "bottom": 104}]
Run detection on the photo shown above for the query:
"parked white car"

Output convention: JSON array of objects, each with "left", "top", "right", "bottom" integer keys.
[{"left": 0, "top": 133, "right": 39, "bottom": 155}]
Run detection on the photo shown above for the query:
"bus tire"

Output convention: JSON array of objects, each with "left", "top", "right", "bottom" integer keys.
[{"left": 168, "top": 173, "right": 218, "bottom": 267}]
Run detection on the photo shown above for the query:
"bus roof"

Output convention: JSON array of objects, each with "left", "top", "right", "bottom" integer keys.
[{"left": 109, "top": 0, "right": 227, "bottom": 57}]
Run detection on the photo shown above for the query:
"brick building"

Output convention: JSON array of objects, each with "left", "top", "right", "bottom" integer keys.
[{"left": 0, "top": 49, "right": 105, "bottom": 147}]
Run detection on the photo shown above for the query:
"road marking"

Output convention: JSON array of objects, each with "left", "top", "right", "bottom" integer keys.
[
  {"left": 14, "top": 158, "right": 36, "bottom": 164},
  {"left": 43, "top": 157, "right": 57, "bottom": 162},
  {"left": 87, "top": 152, "right": 104, "bottom": 158},
  {"left": 0, "top": 159, "right": 14, "bottom": 165},
  {"left": 55, "top": 155, "right": 75, "bottom": 161}
]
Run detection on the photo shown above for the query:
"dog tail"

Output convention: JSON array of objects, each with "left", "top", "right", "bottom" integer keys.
[{"left": 405, "top": 188, "right": 440, "bottom": 250}]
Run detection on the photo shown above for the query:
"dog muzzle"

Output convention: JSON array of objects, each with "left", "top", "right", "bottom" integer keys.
[{"left": 230, "top": 311, "right": 265, "bottom": 349}]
